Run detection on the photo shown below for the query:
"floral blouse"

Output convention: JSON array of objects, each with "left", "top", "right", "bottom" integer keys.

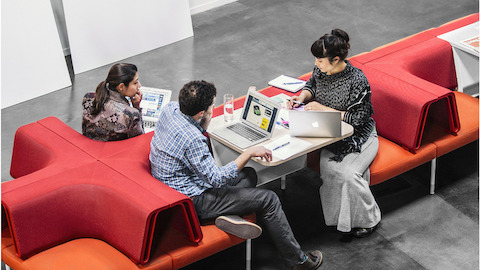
[{"left": 82, "top": 90, "right": 144, "bottom": 141}]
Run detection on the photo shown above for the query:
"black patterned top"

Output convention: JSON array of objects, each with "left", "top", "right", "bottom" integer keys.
[
  {"left": 303, "top": 60, "right": 375, "bottom": 161},
  {"left": 82, "top": 90, "right": 144, "bottom": 141}
]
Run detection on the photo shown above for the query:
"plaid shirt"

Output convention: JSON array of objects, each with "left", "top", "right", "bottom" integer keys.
[{"left": 149, "top": 102, "right": 238, "bottom": 197}]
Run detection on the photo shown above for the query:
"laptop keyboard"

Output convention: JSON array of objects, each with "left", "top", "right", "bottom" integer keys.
[
  {"left": 144, "top": 121, "right": 155, "bottom": 129},
  {"left": 227, "top": 123, "right": 266, "bottom": 142}
]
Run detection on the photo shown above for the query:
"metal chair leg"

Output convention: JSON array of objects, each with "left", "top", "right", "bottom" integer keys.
[
  {"left": 246, "top": 239, "right": 252, "bottom": 270},
  {"left": 430, "top": 158, "right": 437, "bottom": 195},
  {"left": 281, "top": 175, "right": 286, "bottom": 190}
]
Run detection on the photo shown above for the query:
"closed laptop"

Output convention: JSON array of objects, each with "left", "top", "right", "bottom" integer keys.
[{"left": 289, "top": 110, "right": 342, "bottom": 137}]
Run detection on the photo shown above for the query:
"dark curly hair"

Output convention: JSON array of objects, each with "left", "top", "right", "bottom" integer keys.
[
  {"left": 311, "top": 29, "right": 350, "bottom": 63},
  {"left": 179, "top": 80, "right": 217, "bottom": 116}
]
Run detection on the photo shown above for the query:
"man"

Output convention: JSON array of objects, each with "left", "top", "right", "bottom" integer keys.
[{"left": 149, "top": 80, "right": 322, "bottom": 270}]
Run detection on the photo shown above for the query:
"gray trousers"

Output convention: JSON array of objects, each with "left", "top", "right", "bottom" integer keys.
[
  {"left": 319, "top": 130, "right": 381, "bottom": 232},
  {"left": 192, "top": 167, "right": 305, "bottom": 267}
]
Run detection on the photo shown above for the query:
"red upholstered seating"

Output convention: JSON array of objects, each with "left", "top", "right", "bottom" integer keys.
[
  {"left": 350, "top": 60, "right": 450, "bottom": 152},
  {"left": 422, "top": 91, "right": 479, "bottom": 156},
  {"left": 2, "top": 117, "right": 203, "bottom": 264},
  {"left": 2, "top": 116, "right": 256, "bottom": 269},
  {"left": 426, "top": 13, "right": 479, "bottom": 37}
]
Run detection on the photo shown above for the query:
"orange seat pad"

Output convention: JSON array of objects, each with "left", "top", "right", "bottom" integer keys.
[
  {"left": 306, "top": 137, "right": 437, "bottom": 186},
  {"left": 422, "top": 92, "right": 479, "bottom": 157},
  {"left": 369, "top": 137, "right": 436, "bottom": 185},
  {"left": 2, "top": 235, "right": 158, "bottom": 270}
]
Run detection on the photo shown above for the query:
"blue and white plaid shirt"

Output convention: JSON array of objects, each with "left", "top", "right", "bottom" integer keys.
[{"left": 149, "top": 102, "right": 238, "bottom": 197}]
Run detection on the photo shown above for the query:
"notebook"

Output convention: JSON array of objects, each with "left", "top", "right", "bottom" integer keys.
[
  {"left": 139, "top": 87, "right": 172, "bottom": 132},
  {"left": 289, "top": 110, "right": 342, "bottom": 137},
  {"left": 268, "top": 75, "right": 306, "bottom": 93},
  {"left": 210, "top": 90, "right": 281, "bottom": 149}
]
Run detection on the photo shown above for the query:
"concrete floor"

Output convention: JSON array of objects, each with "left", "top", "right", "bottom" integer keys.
[{"left": 2, "top": 0, "right": 478, "bottom": 269}]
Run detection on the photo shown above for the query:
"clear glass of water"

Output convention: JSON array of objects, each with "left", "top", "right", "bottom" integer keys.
[{"left": 223, "top": 94, "right": 234, "bottom": 122}]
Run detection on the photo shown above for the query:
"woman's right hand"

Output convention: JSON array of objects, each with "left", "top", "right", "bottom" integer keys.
[{"left": 287, "top": 95, "right": 305, "bottom": 110}]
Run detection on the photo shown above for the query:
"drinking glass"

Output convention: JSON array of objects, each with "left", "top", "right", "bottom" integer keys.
[{"left": 223, "top": 94, "right": 234, "bottom": 122}]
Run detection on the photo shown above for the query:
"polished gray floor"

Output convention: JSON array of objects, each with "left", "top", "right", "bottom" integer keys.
[{"left": 1, "top": 0, "right": 478, "bottom": 269}]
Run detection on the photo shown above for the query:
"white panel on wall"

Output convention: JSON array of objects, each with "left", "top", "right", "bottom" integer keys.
[
  {"left": 1, "top": 0, "right": 72, "bottom": 109},
  {"left": 63, "top": 0, "right": 194, "bottom": 74}
]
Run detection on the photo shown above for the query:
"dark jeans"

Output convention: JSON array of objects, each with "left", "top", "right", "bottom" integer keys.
[{"left": 192, "top": 167, "right": 305, "bottom": 267}]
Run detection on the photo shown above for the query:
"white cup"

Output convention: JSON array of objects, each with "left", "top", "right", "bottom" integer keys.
[{"left": 223, "top": 94, "right": 234, "bottom": 122}]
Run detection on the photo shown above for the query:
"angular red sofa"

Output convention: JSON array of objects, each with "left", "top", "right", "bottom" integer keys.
[{"left": 2, "top": 117, "right": 253, "bottom": 269}]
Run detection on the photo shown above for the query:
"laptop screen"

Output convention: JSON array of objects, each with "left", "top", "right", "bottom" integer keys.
[
  {"left": 139, "top": 87, "right": 172, "bottom": 122},
  {"left": 241, "top": 94, "right": 278, "bottom": 132}
]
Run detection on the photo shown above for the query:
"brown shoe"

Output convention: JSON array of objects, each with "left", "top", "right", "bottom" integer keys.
[{"left": 292, "top": 250, "right": 323, "bottom": 270}]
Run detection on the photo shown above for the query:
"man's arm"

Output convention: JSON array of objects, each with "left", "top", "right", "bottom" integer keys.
[{"left": 234, "top": 146, "right": 272, "bottom": 170}]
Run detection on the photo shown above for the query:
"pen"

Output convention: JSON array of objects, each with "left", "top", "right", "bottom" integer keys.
[
  {"left": 272, "top": 141, "right": 290, "bottom": 151},
  {"left": 286, "top": 98, "right": 306, "bottom": 106},
  {"left": 283, "top": 82, "right": 304, "bottom": 85}
]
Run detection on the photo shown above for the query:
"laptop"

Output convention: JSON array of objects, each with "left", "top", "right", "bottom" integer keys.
[
  {"left": 210, "top": 90, "right": 281, "bottom": 149},
  {"left": 289, "top": 110, "right": 342, "bottom": 137},
  {"left": 138, "top": 87, "right": 172, "bottom": 132}
]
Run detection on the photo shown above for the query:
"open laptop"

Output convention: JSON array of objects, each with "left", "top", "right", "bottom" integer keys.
[
  {"left": 138, "top": 87, "right": 172, "bottom": 132},
  {"left": 210, "top": 90, "right": 281, "bottom": 149},
  {"left": 289, "top": 110, "right": 342, "bottom": 137}
]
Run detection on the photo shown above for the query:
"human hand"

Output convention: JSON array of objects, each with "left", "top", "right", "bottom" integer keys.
[
  {"left": 245, "top": 146, "right": 272, "bottom": 162},
  {"left": 287, "top": 96, "right": 306, "bottom": 110},
  {"left": 131, "top": 89, "right": 143, "bottom": 108},
  {"left": 304, "top": 101, "right": 332, "bottom": 111}
]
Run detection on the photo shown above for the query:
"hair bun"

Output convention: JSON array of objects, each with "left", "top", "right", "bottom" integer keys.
[{"left": 331, "top": 29, "right": 349, "bottom": 43}]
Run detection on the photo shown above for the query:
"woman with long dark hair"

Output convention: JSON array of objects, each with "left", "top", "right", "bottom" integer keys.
[
  {"left": 288, "top": 29, "right": 381, "bottom": 238},
  {"left": 82, "top": 63, "right": 144, "bottom": 141}
]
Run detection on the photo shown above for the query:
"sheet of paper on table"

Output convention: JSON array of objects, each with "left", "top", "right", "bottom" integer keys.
[
  {"left": 264, "top": 134, "right": 312, "bottom": 160},
  {"left": 461, "top": 35, "right": 479, "bottom": 52}
]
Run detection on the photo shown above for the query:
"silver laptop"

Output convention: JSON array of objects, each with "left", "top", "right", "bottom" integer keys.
[
  {"left": 289, "top": 110, "right": 342, "bottom": 137},
  {"left": 138, "top": 87, "right": 172, "bottom": 132},
  {"left": 210, "top": 90, "right": 281, "bottom": 149}
]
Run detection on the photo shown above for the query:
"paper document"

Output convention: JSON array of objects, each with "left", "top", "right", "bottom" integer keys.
[
  {"left": 268, "top": 75, "right": 306, "bottom": 93},
  {"left": 264, "top": 135, "right": 312, "bottom": 160},
  {"left": 461, "top": 35, "right": 479, "bottom": 52}
]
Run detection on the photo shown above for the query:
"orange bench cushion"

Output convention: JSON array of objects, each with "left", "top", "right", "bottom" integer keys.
[
  {"left": 306, "top": 136, "right": 437, "bottom": 186},
  {"left": 369, "top": 137, "right": 436, "bottom": 185},
  {"left": 422, "top": 91, "right": 479, "bottom": 156}
]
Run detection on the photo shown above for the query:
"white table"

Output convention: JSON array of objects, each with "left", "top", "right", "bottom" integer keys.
[
  {"left": 207, "top": 109, "right": 354, "bottom": 188},
  {"left": 438, "top": 22, "right": 479, "bottom": 96}
]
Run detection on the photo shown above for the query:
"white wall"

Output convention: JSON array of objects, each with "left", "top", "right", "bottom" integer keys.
[
  {"left": 1, "top": 0, "right": 71, "bottom": 109},
  {"left": 50, "top": 0, "right": 238, "bottom": 55},
  {"left": 63, "top": 0, "right": 194, "bottom": 74},
  {"left": 189, "top": 0, "right": 237, "bottom": 15}
]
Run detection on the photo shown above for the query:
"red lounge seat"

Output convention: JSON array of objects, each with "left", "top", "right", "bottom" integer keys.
[
  {"left": 349, "top": 60, "right": 450, "bottom": 152},
  {"left": 2, "top": 213, "right": 253, "bottom": 270},
  {"left": 2, "top": 117, "right": 256, "bottom": 269},
  {"left": 426, "top": 13, "right": 479, "bottom": 37},
  {"left": 2, "top": 117, "right": 203, "bottom": 264},
  {"left": 422, "top": 91, "right": 479, "bottom": 156}
]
